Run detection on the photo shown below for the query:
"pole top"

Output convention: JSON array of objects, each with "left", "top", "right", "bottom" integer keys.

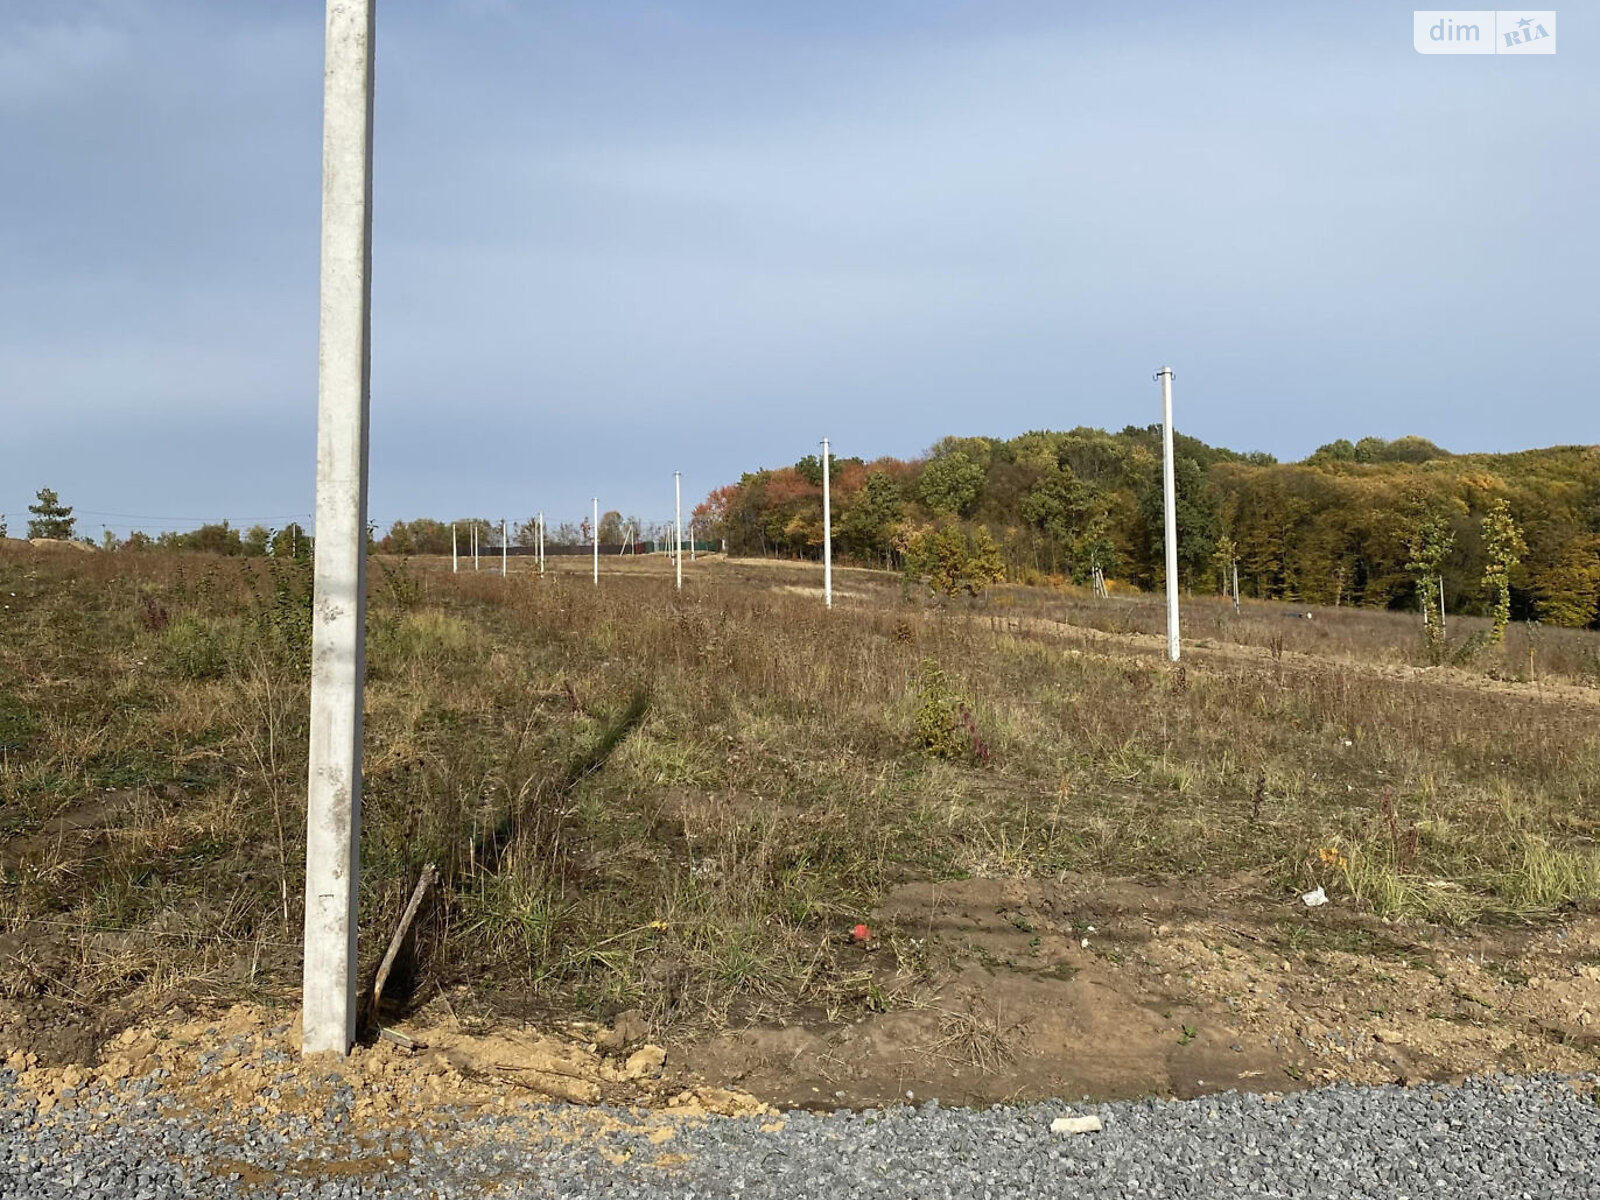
[{"left": 1153, "top": 365, "right": 1174, "bottom": 381}]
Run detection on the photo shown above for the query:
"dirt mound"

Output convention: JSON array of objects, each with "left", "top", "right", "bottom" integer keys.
[
  {"left": 24, "top": 537, "right": 95, "bottom": 551},
  {"left": 0, "top": 1000, "right": 771, "bottom": 1128},
  {"left": 679, "top": 877, "right": 1600, "bottom": 1109}
]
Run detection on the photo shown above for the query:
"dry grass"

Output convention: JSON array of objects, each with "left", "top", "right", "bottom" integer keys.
[{"left": 2, "top": 547, "right": 1599, "bottom": 1032}]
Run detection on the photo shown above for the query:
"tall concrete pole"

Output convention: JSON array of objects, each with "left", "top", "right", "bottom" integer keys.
[
  {"left": 1157, "top": 366, "right": 1180, "bottom": 663},
  {"left": 501, "top": 519, "right": 507, "bottom": 578},
  {"left": 538, "top": 512, "right": 544, "bottom": 575},
  {"left": 303, "top": 0, "right": 375, "bottom": 1058},
  {"left": 592, "top": 498, "right": 599, "bottom": 585},
  {"left": 821, "top": 437, "right": 832, "bottom": 609},
  {"left": 674, "top": 471, "right": 683, "bottom": 592},
  {"left": 451, "top": 522, "right": 457, "bottom": 573}
]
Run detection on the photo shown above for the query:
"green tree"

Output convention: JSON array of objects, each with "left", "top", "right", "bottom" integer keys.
[
  {"left": 1531, "top": 540, "right": 1600, "bottom": 628},
  {"left": 1405, "top": 506, "right": 1455, "bottom": 661},
  {"left": 27, "top": 488, "right": 75, "bottom": 540},
  {"left": 1480, "top": 500, "right": 1525, "bottom": 643},
  {"left": 916, "top": 440, "right": 989, "bottom": 517},
  {"left": 1308, "top": 439, "right": 1358, "bottom": 464},
  {"left": 382, "top": 520, "right": 415, "bottom": 555},
  {"left": 1020, "top": 465, "right": 1084, "bottom": 548},
  {"left": 243, "top": 525, "right": 273, "bottom": 557},
  {"left": 179, "top": 522, "right": 244, "bottom": 555},
  {"left": 380, "top": 518, "right": 453, "bottom": 555},
  {"left": 1138, "top": 457, "right": 1220, "bottom": 590},
  {"left": 839, "top": 471, "right": 903, "bottom": 564},
  {"left": 1213, "top": 533, "right": 1239, "bottom": 595},
  {"left": 271, "top": 523, "right": 311, "bottom": 560}
]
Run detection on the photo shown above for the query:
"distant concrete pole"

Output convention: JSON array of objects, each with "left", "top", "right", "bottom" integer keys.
[
  {"left": 674, "top": 472, "right": 683, "bottom": 591},
  {"left": 501, "top": 519, "right": 507, "bottom": 578},
  {"left": 303, "top": 0, "right": 375, "bottom": 1058},
  {"left": 821, "top": 437, "right": 833, "bottom": 610},
  {"left": 472, "top": 522, "right": 479, "bottom": 571},
  {"left": 1157, "top": 366, "right": 1180, "bottom": 662},
  {"left": 451, "top": 523, "right": 457, "bottom": 573},
  {"left": 690, "top": 518, "right": 696, "bottom": 562},
  {"left": 592, "top": 498, "right": 599, "bottom": 585},
  {"left": 538, "top": 512, "right": 545, "bottom": 575}
]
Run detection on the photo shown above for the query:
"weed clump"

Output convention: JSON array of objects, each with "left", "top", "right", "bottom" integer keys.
[
  {"left": 912, "top": 660, "right": 989, "bottom": 764},
  {"left": 371, "top": 610, "right": 474, "bottom": 667},
  {"left": 255, "top": 559, "right": 313, "bottom": 669},
  {"left": 160, "top": 616, "right": 235, "bottom": 680},
  {"left": 0, "top": 692, "right": 36, "bottom": 752}
]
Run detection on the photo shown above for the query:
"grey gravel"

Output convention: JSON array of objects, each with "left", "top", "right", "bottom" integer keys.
[{"left": 5, "top": 1070, "right": 1600, "bottom": 1198}]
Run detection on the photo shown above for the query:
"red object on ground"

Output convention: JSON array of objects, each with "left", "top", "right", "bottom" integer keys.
[{"left": 851, "top": 923, "right": 871, "bottom": 943}]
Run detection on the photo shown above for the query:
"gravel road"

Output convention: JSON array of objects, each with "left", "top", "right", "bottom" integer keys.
[{"left": 4, "top": 1068, "right": 1599, "bottom": 1198}]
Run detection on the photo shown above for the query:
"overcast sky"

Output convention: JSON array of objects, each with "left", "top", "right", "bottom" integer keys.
[{"left": 2, "top": 1, "right": 1594, "bottom": 536}]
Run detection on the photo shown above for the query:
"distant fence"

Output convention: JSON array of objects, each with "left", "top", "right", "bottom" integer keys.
[{"left": 487, "top": 541, "right": 719, "bottom": 557}]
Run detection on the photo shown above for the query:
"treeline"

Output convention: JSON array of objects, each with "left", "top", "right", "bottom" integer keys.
[
  {"left": 375, "top": 513, "right": 685, "bottom": 554},
  {"left": 103, "top": 521, "right": 312, "bottom": 559},
  {"left": 86, "top": 513, "right": 685, "bottom": 558},
  {"left": 694, "top": 430, "right": 1600, "bottom": 627}
]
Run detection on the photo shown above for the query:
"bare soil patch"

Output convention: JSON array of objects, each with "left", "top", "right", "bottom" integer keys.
[{"left": 674, "top": 877, "right": 1600, "bottom": 1108}]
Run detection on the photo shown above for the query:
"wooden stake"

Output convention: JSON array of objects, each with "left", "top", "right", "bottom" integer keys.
[{"left": 364, "top": 862, "right": 437, "bottom": 1029}]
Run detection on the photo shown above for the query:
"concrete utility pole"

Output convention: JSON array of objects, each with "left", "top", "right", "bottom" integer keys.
[
  {"left": 472, "top": 522, "right": 479, "bottom": 571},
  {"left": 592, "top": 498, "right": 599, "bottom": 585},
  {"left": 451, "top": 522, "right": 457, "bottom": 573},
  {"left": 501, "top": 519, "right": 507, "bottom": 578},
  {"left": 689, "top": 518, "right": 696, "bottom": 561},
  {"left": 303, "top": 0, "right": 375, "bottom": 1058},
  {"left": 674, "top": 471, "right": 683, "bottom": 592},
  {"left": 821, "top": 437, "right": 833, "bottom": 610},
  {"left": 537, "top": 512, "right": 545, "bottom": 575},
  {"left": 1156, "top": 367, "right": 1180, "bottom": 663}
]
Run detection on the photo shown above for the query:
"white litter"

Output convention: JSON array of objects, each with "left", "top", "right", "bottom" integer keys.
[
  {"left": 1051, "top": 1115, "right": 1103, "bottom": 1135},
  {"left": 1301, "top": 887, "right": 1328, "bottom": 907}
]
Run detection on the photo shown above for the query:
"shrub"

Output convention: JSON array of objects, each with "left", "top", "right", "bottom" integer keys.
[
  {"left": 255, "top": 559, "right": 313, "bottom": 670},
  {"left": 912, "top": 660, "right": 990, "bottom": 764},
  {"left": 900, "top": 524, "right": 1006, "bottom": 597}
]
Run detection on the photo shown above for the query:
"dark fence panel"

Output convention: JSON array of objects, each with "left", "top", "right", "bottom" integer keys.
[{"left": 477, "top": 542, "right": 719, "bottom": 557}]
